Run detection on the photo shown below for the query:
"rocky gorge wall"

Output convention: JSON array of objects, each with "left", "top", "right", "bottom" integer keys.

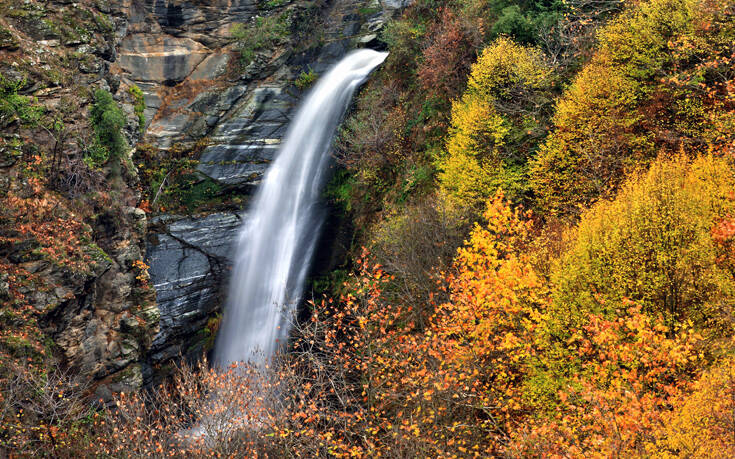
[
  {"left": 0, "top": 0, "right": 409, "bottom": 395},
  {"left": 122, "top": 0, "right": 408, "bottom": 383},
  {"left": 0, "top": 0, "right": 157, "bottom": 399}
]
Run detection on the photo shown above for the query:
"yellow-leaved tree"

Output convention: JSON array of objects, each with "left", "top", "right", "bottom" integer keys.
[
  {"left": 551, "top": 153, "right": 735, "bottom": 332},
  {"left": 437, "top": 37, "right": 553, "bottom": 214},
  {"left": 653, "top": 356, "right": 735, "bottom": 456},
  {"left": 515, "top": 153, "right": 735, "bottom": 449},
  {"left": 405, "top": 192, "right": 548, "bottom": 454},
  {"left": 530, "top": 0, "right": 735, "bottom": 216}
]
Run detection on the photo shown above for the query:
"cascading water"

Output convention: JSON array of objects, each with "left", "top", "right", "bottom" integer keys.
[{"left": 214, "top": 50, "right": 388, "bottom": 368}]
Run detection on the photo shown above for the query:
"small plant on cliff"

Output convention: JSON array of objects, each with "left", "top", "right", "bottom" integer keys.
[
  {"left": 294, "top": 67, "right": 318, "bottom": 90},
  {"left": 0, "top": 75, "right": 43, "bottom": 128},
  {"left": 231, "top": 15, "right": 290, "bottom": 67},
  {"left": 128, "top": 84, "right": 146, "bottom": 131},
  {"left": 88, "top": 89, "right": 126, "bottom": 168},
  {"left": 261, "top": 0, "right": 291, "bottom": 10},
  {"left": 132, "top": 259, "right": 150, "bottom": 289}
]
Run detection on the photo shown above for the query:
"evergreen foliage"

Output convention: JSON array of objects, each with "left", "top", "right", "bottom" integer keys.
[
  {"left": 231, "top": 15, "right": 290, "bottom": 66},
  {"left": 0, "top": 75, "right": 43, "bottom": 127},
  {"left": 128, "top": 85, "right": 146, "bottom": 131},
  {"left": 88, "top": 89, "right": 126, "bottom": 168}
]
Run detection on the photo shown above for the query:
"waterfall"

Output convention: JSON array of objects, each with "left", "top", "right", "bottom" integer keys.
[{"left": 214, "top": 50, "right": 388, "bottom": 367}]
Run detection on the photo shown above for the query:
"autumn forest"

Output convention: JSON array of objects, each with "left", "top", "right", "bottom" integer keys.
[{"left": 1, "top": 0, "right": 735, "bottom": 457}]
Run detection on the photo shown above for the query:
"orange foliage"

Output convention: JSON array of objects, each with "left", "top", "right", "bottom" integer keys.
[
  {"left": 511, "top": 303, "right": 704, "bottom": 457},
  {"left": 422, "top": 192, "right": 545, "bottom": 446},
  {"left": 654, "top": 356, "right": 735, "bottom": 456},
  {"left": 0, "top": 175, "right": 94, "bottom": 377},
  {"left": 713, "top": 213, "right": 735, "bottom": 279},
  {"left": 417, "top": 8, "right": 483, "bottom": 102},
  {"left": 0, "top": 177, "right": 92, "bottom": 272},
  {"left": 73, "top": 189, "right": 735, "bottom": 456},
  {"left": 0, "top": 169, "right": 102, "bottom": 454}
]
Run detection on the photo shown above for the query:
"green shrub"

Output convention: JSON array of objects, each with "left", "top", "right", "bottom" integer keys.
[
  {"left": 231, "top": 15, "right": 290, "bottom": 66},
  {"left": 93, "top": 12, "right": 114, "bottom": 33},
  {"left": 294, "top": 68, "right": 318, "bottom": 90},
  {"left": 262, "top": 0, "right": 290, "bottom": 9},
  {"left": 324, "top": 168, "right": 355, "bottom": 213},
  {"left": 88, "top": 89, "right": 126, "bottom": 168},
  {"left": 83, "top": 142, "right": 109, "bottom": 169},
  {"left": 174, "top": 176, "right": 223, "bottom": 212},
  {"left": 128, "top": 85, "right": 146, "bottom": 131},
  {"left": 357, "top": 6, "right": 380, "bottom": 17},
  {"left": 489, "top": 4, "right": 561, "bottom": 45},
  {"left": 0, "top": 75, "right": 43, "bottom": 127}
]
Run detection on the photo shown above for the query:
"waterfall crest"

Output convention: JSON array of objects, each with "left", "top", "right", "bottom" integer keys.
[{"left": 214, "top": 50, "right": 388, "bottom": 367}]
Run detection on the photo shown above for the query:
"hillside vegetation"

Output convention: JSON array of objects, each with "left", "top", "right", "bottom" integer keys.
[{"left": 1, "top": 0, "right": 735, "bottom": 457}]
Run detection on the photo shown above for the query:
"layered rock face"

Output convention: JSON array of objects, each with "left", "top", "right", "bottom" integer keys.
[
  {"left": 111, "top": 0, "right": 405, "bottom": 379},
  {"left": 0, "top": 0, "right": 405, "bottom": 393},
  {"left": 0, "top": 0, "right": 160, "bottom": 396},
  {"left": 43, "top": 207, "right": 160, "bottom": 399},
  {"left": 145, "top": 212, "right": 240, "bottom": 375}
]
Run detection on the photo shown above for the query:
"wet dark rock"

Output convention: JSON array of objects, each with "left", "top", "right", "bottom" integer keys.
[
  {"left": 196, "top": 87, "right": 294, "bottom": 185},
  {"left": 144, "top": 213, "right": 241, "bottom": 371}
]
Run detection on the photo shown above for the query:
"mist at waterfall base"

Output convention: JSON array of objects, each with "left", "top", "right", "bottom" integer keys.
[{"left": 214, "top": 50, "right": 389, "bottom": 369}]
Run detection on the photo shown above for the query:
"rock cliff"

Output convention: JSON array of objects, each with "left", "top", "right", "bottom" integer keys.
[
  {"left": 0, "top": 0, "right": 160, "bottom": 399},
  {"left": 120, "top": 0, "right": 403, "bottom": 381},
  {"left": 0, "top": 0, "right": 405, "bottom": 394}
]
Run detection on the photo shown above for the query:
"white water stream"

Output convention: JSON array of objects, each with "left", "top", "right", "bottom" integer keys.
[{"left": 214, "top": 50, "right": 388, "bottom": 367}]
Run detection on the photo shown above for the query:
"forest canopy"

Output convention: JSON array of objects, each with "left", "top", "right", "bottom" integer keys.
[{"left": 2, "top": 0, "right": 735, "bottom": 457}]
